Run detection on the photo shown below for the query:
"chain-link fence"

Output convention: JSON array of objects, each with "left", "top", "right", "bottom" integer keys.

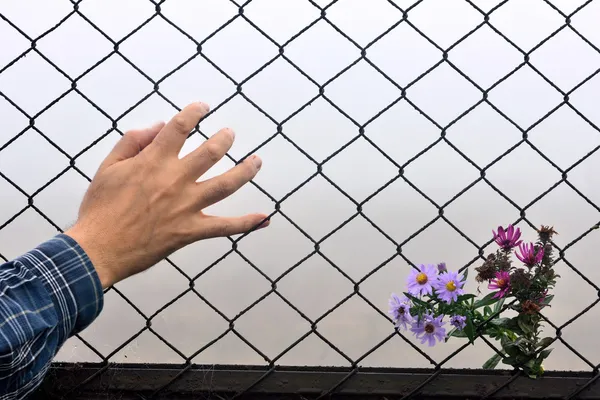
[{"left": 2, "top": 0, "right": 600, "bottom": 398}]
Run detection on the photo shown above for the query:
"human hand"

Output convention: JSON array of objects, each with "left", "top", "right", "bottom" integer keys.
[{"left": 64, "top": 102, "right": 270, "bottom": 288}]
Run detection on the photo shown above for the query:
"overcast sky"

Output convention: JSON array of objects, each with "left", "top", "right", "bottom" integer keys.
[{"left": 2, "top": 0, "right": 600, "bottom": 371}]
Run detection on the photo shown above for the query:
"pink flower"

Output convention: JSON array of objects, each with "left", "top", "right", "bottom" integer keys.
[
  {"left": 488, "top": 271, "right": 511, "bottom": 299},
  {"left": 493, "top": 224, "right": 522, "bottom": 250},
  {"left": 515, "top": 242, "right": 544, "bottom": 267}
]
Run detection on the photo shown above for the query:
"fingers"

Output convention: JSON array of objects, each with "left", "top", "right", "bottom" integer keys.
[
  {"left": 99, "top": 121, "right": 165, "bottom": 172},
  {"left": 181, "top": 127, "right": 235, "bottom": 179},
  {"left": 200, "top": 213, "right": 270, "bottom": 239},
  {"left": 195, "top": 155, "right": 263, "bottom": 208},
  {"left": 152, "top": 102, "right": 210, "bottom": 156}
]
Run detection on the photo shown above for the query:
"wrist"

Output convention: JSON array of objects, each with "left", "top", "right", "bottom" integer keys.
[{"left": 64, "top": 225, "right": 116, "bottom": 289}]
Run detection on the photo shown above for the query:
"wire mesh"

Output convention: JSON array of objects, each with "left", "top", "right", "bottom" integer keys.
[{"left": 2, "top": 0, "right": 600, "bottom": 399}]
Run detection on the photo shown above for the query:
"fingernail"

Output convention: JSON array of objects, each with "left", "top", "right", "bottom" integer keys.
[
  {"left": 251, "top": 155, "right": 262, "bottom": 170},
  {"left": 198, "top": 102, "right": 210, "bottom": 113},
  {"left": 258, "top": 219, "right": 270, "bottom": 229},
  {"left": 226, "top": 128, "right": 235, "bottom": 140}
]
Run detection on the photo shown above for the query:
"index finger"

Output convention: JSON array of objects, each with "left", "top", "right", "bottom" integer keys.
[{"left": 152, "top": 102, "right": 210, "bottom": 156}]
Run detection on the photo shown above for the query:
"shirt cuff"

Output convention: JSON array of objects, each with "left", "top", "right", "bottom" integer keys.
[{"left": 15, "top": 233, "right": 104, "bottom": 341}]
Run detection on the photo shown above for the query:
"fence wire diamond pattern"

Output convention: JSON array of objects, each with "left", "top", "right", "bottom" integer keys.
[{"left": 2, "top": 0, "right": 600, "bottom": 398}]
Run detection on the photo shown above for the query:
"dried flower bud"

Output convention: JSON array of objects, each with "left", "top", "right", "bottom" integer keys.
[
  {"left": 476, "top": 254, "right": 497, "bottom": 282},
  {"left": 521, "top": 300, "right": 541, "bottom": 315},
  {"left": 496, "top": 251, "right": 512, "bottom": 271},
  {"left": 537, "top": 225, "right": 558, "bottom": 243},
  {"left": 510, "top": 268, "right": 532, "bottom": 291}
]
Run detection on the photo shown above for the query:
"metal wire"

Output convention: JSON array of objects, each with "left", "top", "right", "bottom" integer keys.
[{"left": 2, "top": 0, "right": 600, "bottom": 399}]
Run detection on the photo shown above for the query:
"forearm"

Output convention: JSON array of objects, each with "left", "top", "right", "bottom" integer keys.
[{"left": 0, "top": 234, "right": 104, "bottom": 397}]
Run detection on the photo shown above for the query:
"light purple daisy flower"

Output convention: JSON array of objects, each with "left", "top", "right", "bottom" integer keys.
[
  {"left": 407, "top": 264, "right": 438, "bottom": 297},
  {"left": 433, "top": 270, "right": 465, "bottom": 304},
  {"left": 410, "top": 313, "right": 446, "bottom": 347},
  {"left": 450, "top": 315, "right": 467, "bottom": 330},
  {"left": 388, "top": 293, "right": 414, "bottom": 330}
]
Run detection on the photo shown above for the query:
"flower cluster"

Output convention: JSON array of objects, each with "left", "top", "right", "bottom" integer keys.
[
  {"left": 388, "top": 224, "right": 559, "bottom": 379},
  {"left": 389, "top": 263, "right": 467, "bottom": 347}
]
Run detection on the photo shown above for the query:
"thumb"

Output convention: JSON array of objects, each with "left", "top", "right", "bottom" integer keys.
[{"left": 99, "top": 122, "right": 165, "bottom": 171}]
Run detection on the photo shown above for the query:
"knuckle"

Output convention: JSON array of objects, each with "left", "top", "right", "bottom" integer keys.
[
  {"left": 171, "top": 115, "right": 189, "bottom": 134},
  {"left": 212, "top": 180, "right": 233, "bottom": 198},
  {"left": 217, "top": 221, "right": 232, "bottom": 237},
  {"left": 237, "top": 162, "right": 257, "bottom": 182},
  {"left": 204, "top": 142, "right": 222, "bottom": 163}
]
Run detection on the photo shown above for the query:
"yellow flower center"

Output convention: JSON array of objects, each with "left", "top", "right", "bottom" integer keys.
[
  {"left": 416, "top": 273, "right": 428, "bottom": 284},
  {"left": 445, "top": 280, "right": 457, "bottom": 292},
  {"left": 496, "top": 278, "right": 506, "bottom": 287}
]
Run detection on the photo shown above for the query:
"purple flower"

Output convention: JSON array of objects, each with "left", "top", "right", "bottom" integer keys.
[
  {"left": 407, "top": 264, "right": 437, "bottom": 296},
  {"left": 437, "top": 262, "right": 447, "bottom": 273},
  {"left": 493, "top": 225, "right": 522, "bottom": 250},
  {"left": 410, "top": 313, "right": 446, "bottom": 347},
  {"left": 433, "top": 270, "right": 465, "bottom": 304},
  {"left": 515, "top": 242, "right": 544, "bottom": 267},
  {"left": 488, "top": 271, "right": 511, "bottom": 299},
  {"left": 450, "top": 315, "right": 467, "bottom": 330},
  {"left": 388, "top": 293, "right": 414, "bottom": 330}
]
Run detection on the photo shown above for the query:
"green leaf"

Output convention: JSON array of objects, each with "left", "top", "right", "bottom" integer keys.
[
  {"left": 501, "top": 337, "right": 525, "bottom": 357},
  {"left": 489, "top": 317, "right": 523, "bottom": 337},
  {"left": 462, "top": 268, "right": 469, "bottom": 280},
  {"left": 537, "top": 337, "right": 554, "bottom": 349},
  {"left": 403, "top": 292, "right": 429, "bottom": 308},
  {"left": 541, "top": 295, "right": 554, "bottom": 306},
  {"left": 482, "top": 353, "right": 503, "bottom": 369},
  {"left": 539, "top": 349, "right": 553, "bottom": 359},
  {"left": 486, "top": 327, "right": 502, "bottom": 340},
  {"left": 514, "top": 337, "right": 533, "bottom": 354},
  {"left": 484, "top": 306, "right": 493, "bottom": 316},
  {"left": 457, "top": 294, "right": 476, "bottom": 302},
  {"left": 449, "top": 328, "right": 469, "bottom": 338},
  {"left": 489, "top": 317, "right": 514, "bottom": 329},
  {"left": 474, "top": 292, "right": 500, "bottom": 309},
  {"left": 494, "top": 298, "right": 505, "bottom": 314},
  {"left": 464, "top": 316, "right": 475, "bottom": 344},
  {"left": 504, "top": 344, "right": 521, "bottom": 357},
  {"left": 517, "top": 314, "right": 534, "bottom": 335},
  {"left": 445, "top": 328, "right": 456, "bottom": 342},
  {"left": 502, "top": 356, "right": 517, "bottom": 366}
]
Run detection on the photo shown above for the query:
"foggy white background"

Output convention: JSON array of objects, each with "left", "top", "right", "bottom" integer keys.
[{"left": 1, "top": 0, "right": 600, "bottom": 371}]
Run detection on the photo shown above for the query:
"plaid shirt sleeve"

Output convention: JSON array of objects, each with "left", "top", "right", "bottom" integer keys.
[{"left": 0, "top": 233, "right": 104, "bottom": 399}]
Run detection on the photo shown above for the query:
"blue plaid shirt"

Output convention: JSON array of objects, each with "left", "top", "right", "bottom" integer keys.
[{"left": 0, "top": 234, "right": 104, "bottom": 399}]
